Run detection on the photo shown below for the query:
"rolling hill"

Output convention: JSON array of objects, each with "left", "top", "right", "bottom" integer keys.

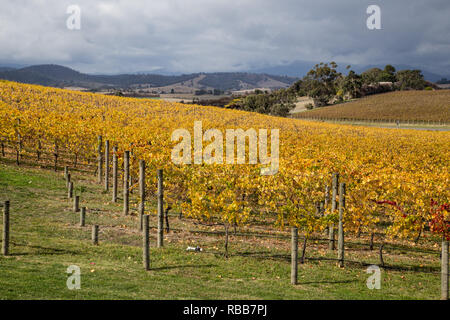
[
  {"left": 292, "top": 90, "right": 450, "bottom": 122},
  {"left": 0, "top": 64, "right": 298, "bottom": 92}
]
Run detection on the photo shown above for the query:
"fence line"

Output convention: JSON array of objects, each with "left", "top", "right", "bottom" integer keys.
[{"left": 295, "top": 117, "right": 450, "bottom": 126}]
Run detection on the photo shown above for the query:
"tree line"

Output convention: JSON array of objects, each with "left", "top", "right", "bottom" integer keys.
[{"left": 226, "top": 62, "right": 434, "bottom": 116}]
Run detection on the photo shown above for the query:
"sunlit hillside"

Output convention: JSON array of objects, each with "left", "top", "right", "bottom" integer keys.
[
  {"left": 0, "top": 80, "right": 449, "bottom": 239},
  {"left": 293, "top": 90, "right": 450, "bottom": 122}
]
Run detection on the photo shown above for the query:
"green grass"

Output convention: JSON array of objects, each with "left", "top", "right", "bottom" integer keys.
[{"left": 0, "top": 161, "right": 443, "bottom": 299}]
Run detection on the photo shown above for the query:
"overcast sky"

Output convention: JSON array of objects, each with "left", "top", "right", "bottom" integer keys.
[{"left": 0, "top": 0, "right": 449, "bottom": 75}]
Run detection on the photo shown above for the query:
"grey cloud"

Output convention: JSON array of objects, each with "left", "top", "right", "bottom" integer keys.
[{"left": 0, "top": 0, "right": 449, "bottom": 75}]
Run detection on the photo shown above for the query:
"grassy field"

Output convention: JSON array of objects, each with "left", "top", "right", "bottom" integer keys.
[
  {"left": 0, "top": 159, "right": 444, "bottom": 300},
  {"left": 293, "top": 90, "right": 450, "bottom": 122}
]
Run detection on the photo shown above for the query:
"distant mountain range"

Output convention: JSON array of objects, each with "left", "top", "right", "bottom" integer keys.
[
  {"left": 1, "top": 62, "right": 446, "bottom": 92},
  {"left": 0, "top": 64, "right": 298, "bottom": 91}
]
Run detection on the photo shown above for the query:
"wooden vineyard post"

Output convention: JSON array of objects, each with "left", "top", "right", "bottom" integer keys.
[
  {"left": 139, "top": 160, "right": 146, "bottom": 231},
  {"left": 92, "top": 225, "right": 99, "bottom": 245},
  {"left": 104, "top": 140, "right": 110, "bottom": 192},
  {"left": 442, "top": 240, "right": 449, "bottom": 300},
  {"left": 291, "top": 227, "right": 298, "bottom": 285},
  {"left": 329, "top": 173, "right": 339, "bottom": 250},
  {"left": 112, "top": 146, "right": 118, "bottom": 202},
  {"left": 123, "top": 151, "right": 130, "bottom": 215},
  {"left": 66, "top": 173, "right": 71, "bottom": 188},
  {"left": 2, "top": 201, "right": 10, "bottom": 256},
  {"left": 143, "top": 215, "right": 150, "bottom": 270},
  {"left": 157, "top": 169, "right": 164, "bottom": 248},
  {"left": 338, "top": 183, "right": 346, "bottom": 267},
  {"left": 80, "top": 207, "right": 86, "bottom": 227},
  {"left": 324, "top": 185, "right": 330, "bottom": 208},
  {"left": 97, "top": 135, "right": 103, "bottom": 183},
  {"left": 68, "top": 182, "right": 74, "bottom": 199},
  {"left": 73, "top": 196, "right": 80, "bottom": 213},
  {"left": 64, "top": 166, "right": 69, "bottom": 181}
]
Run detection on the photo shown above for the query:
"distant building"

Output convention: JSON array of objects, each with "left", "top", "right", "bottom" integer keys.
[
  {"left": 436, "top": 83, "right": 450, "bottom": 89},
  {"left": 232, "top": 88, "right": 272, "bottom": 95}
]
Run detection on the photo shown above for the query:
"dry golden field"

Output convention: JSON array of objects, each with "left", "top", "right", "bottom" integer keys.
[{"left": 293, "top": 90, "right": 450, "bottom": 122}]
